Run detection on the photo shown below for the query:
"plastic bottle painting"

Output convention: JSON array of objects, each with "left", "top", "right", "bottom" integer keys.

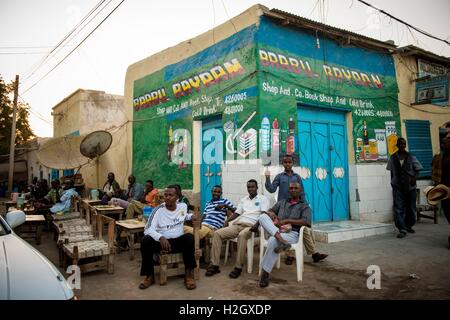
[
  {"left": 271, "top": 118, "right": 280, "bottom": 158},
  {"left": 363, "top": 120, "right": 370, "bottom": 160},
  {"left": 287, "top": 117, "right": 295, "bottom": 155},
  {"left": 261, "top": 116, "right": 271, "bottom": 151},
  {"left": 280, "top": 121, "right": 287, "bottom": 155}
]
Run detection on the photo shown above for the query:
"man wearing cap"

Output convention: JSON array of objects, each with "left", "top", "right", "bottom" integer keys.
[
  {"left": 387, "top": 138, "right": 423, "bottom": 238},
  {"left": 431, "top": 135, "right": 450, "bottom": 248}
]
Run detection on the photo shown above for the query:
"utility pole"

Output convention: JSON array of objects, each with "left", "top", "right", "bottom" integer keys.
[{"left": 7, "top": 75, "right": 19, "bottom": 196}]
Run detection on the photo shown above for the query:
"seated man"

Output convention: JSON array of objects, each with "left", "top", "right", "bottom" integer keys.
[
  {"left": 174, "top": 184, "right": 191, "bottom": 209},
  {"left": 100, "top": 172, "right": 122, "bottom": 204},
  {"left": 31, "top": 179, "right": 56, "bottom": 210},
  {"left": 45, "top": 179, "right": 62, "bottom": 205},
  {"left": 49, "top": 179, "right": 79, "bottom": 214},
  {"left": 205, "top": 179, "right": 269, "bottom": 279},
  {"left": 139, "top": 185, "right": 199, "bottom": 290},
  {"left": 184, "top": 185, "right": 236, "bottom": 239},
  {"left": 111, "top": 175, "right": 144, "bottom": 208},
  {"left": 258, "top": 182, "right": 328, "bottom": 288},
  {"left": 125, "top": 179, "right": 159, "bottom": 219}
]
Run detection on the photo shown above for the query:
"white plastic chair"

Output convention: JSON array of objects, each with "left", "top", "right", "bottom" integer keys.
[
  {"left": 223, "top": 226, "right": 259, "bottom": 274},
  {"left": 259, "top": 226, "right": 305, "bottom": 282}
]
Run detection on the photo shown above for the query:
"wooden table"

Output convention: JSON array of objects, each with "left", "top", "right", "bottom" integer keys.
[
  {"left": 80, "top": 199, "right": 102, "bottom": 224},
  {"left": 17, "top": 214, "right": 46, "bottom": 245},
  {"left": 5, "top": 201, "right": 17, "bottom": 211},
  {"left": 115, "top": 219, "right": 145, "bottom": 260},
  {"left": 82, "top": 199, "right": 102, "bottom": 207},
  {"left": 6, "top": 200, "right": 29, "bottom": 212},
  {"left": 23, "top": 206, "right": 36, "bottom": 215},
  {"left": 93, "top": 205, "right": 125, "bottom": 220}
]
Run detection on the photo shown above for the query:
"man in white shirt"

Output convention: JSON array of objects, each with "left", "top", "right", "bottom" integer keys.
[
  {"left": 139, "top": 185, "right": 199, "bottom": 290},
  {"left": 205, "top": 179, "right": 269, "bottom": 279}
]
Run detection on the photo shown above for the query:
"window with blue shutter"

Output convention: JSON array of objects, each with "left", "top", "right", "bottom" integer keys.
[{"left": 405, "top": 120, "right": 433, "bottom": 178}]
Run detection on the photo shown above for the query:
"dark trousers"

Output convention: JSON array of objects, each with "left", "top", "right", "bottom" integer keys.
[
  {"left": 442, "top": 199, "right": 450, "bottom": 224},
  {"left": 140, "top": 233, "right": 197, "bottom": 277},
  {"left": 393, "top": 188, "right": 417, "bottom": 232}
]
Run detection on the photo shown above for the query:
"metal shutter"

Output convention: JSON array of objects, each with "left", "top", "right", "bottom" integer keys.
[{"left": 405, "top": 120, "right": 433, "bottom": 178}]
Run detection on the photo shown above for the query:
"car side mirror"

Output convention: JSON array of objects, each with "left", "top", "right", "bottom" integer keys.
[{"left": 6, "top": 210, "right": 26, "bottom": 229}]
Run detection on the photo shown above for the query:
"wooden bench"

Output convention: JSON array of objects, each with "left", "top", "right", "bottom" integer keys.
[
  {"left": 417, "top": 188, "right": 438, "bottom": 224},
  {"left": 154, "top": 207, "right": 202, "bottom": 285},
  {"left": 62, "top": 214, "right": 115, "bottom": 274},
  {"left": 52, "top": 196, "right": 86, "bottom": 241}
]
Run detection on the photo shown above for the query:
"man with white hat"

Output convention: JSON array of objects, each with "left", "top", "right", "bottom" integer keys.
[{"left": 387, "top": 138, "right": 423, "bottom": 238}]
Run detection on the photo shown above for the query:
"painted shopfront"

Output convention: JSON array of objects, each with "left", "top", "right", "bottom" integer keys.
[{"left": 131, "top": 9, "right": 400, "bottom": 222}]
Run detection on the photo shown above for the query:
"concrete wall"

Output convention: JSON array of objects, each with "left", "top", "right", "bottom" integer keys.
[
  {"left": 221, "top": 159, "right": 278, "bottom": 208},
  {"left": 52, "top": 89, "right": 128, "bottom": 189},
  {"left": 349, "top": 163, "right": 392, "bottom": 223},
  {"left": 26, "top": 137, "right": 51, "bottom": 184}
]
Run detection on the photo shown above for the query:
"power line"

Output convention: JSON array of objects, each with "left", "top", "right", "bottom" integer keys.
[
  {"left": 43, "top": 0, "right": 115, "bottom": 76},
  {"left": 0, "top": 51, "right": 49, "bottom": 55},
  {"left": 356, "top": 0, "right": 450, "bottom": 45},
  {"left": 17, "top": 95, "right": 53, "bottom": 126},
  {"left": 0, "top": 45, "right": 75, "bottom": 49},
  {"left": 21, "top": 0, "right": 125, "bottom": 96},
  {"left": 22, "top": 0, "right": 107, "bottom": 83}
]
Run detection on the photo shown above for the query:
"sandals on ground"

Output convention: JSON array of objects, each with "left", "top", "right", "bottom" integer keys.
[
  {"left": 285, "top": 256, "right": 295, "bottom": 265},
  {"left": 205, "top": 265, "right": 220, "bottom": 277},
  {"left": 184, "top": 276, "right": 197, "bottom": 290},
  {"left": 228, "top": 267, "right": 242, "bottom": 279},
  {"left": 139, "top": 276, "right": 154, "bottom": 289}
]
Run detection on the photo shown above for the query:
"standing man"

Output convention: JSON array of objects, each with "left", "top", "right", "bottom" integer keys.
[
  {"left": 139, "top": 185, "right": 199, "bottom": 290},
  {"left": 431, "top": 136, "right": 450, "bottom": 248},
  {"left": 205, "top": 179, "right": 269, "bottom": 279},
  {"left": 265, "top": 154, "right": 305, "bottom": 265},
  {"left": 184, "top": 185, "right": 236, "bottom": 239},
  {"left": 387, "top": 138, "right": 423, "bottom": 238},
  {"left": 258, "top": 182, "right": 328, "bottom": 287},
  {"left": 265, "top": 154, "right": 305, "bottom": 202}
]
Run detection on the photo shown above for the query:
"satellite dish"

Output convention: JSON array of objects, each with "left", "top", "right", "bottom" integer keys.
[
  {"left": 80, "top": 130, "right": 112, "bottom": 159},
  {"left": 79, "top": 130, "right": 113, "bottom": 188}
]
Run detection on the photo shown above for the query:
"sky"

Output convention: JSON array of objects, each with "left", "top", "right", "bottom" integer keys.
[{"left": 1, "top": 0, "right": 449, "bottom": 138}]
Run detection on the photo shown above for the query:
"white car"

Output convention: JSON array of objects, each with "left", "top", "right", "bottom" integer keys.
[{"left": 0, "top": 210, "right": 74, "bottom": 300}]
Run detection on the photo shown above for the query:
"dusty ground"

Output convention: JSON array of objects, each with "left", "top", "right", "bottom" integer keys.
[{"left": 2, "top": 201, "right": 450, "bottom": 300}]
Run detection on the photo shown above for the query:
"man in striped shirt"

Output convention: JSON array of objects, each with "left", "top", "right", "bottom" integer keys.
[{"left": 184, "top": 185, "right": 236, "bottom": 239}]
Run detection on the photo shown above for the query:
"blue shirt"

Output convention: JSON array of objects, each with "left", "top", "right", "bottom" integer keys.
[
  {"left": 265, "top": 171, "right": 305, "bottom": 202},
  {"left": 202, "top": 198, "right": 236, "bottom": 230},
  {"left": 50, "top": 188, "right": 78, "bottom": 213},
  {"left": 127, "top": 183, "right": 144, "bottom": 201}
]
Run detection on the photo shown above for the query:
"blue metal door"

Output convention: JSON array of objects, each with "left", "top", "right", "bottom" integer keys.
[
  {"left": 297, "top": 106, "right": 349, "bottom": 222},
  {"left": 201, "top": 118, "right": 223, "bottom": 211}
]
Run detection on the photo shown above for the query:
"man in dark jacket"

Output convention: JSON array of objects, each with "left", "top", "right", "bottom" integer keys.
[{"left": 387, "top": 138, "right": 423, "bottom": 238}]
